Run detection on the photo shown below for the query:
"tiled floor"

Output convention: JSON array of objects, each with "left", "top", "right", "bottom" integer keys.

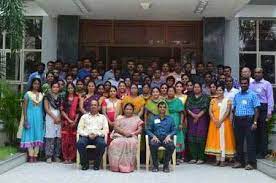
[{"left": 0, "top": 162, "right": 275, "bottom": 183}]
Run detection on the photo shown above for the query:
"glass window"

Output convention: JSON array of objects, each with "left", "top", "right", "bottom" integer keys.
[
  {"left": 261, "top": 55, "right": 275, "bottom": 84},
  {"left": 239, "top": 53, "right": 257, "bottom": 71},
  {"left": 259, "top": 20, "right": 276, "bottom": 51},
  {"left": 239, "top": 20, "right": 256, "bottom": 51},
  {"left": 24, "top": 19, "right": 42, "bottom": 49},
  {"left": 5, "top": 52, "right": 20, "bottom": 80},
  {"left": 24, "top": 52, "right": 41, "bottom": 81}
]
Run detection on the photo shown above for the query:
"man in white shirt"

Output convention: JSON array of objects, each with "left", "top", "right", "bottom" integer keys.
[
  {"left": 77, "top": 100, "right": 109, "bottom": 170},
  {"left": 224, "top": 77, "right": 239, "bottom": 102}
]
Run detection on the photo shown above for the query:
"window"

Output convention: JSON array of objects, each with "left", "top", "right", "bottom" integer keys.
[
  {"left": 0, "top": 17, "right": 42, "bottom": 92},
  {"left": 239, "top": 19, "right": 276, "bottom": 85}
]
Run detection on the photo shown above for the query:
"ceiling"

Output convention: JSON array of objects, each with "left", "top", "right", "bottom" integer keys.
[{"left": 34, "top": 0, "right": 250, "bottom": 20}]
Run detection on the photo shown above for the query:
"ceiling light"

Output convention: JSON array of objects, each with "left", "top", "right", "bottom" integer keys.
[
  {"left": 194, "top": 0, "right": 208, "bottom": 14},
  {"left": 139, "top": 0, "right": 152, "bottom": 10}
]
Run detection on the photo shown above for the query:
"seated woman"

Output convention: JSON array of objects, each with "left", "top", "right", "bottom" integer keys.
[{"left": 108, "top": 103, "right": 143, "bottom": 173}]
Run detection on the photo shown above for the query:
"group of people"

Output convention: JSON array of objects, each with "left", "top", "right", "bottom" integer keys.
[{"left": 19, "top": 57, "right": 274, "bottom": 173}]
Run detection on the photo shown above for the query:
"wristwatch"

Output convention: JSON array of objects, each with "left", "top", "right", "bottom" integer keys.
[{"left": 253, "top": 121, "right": 257, "bottom": 125}]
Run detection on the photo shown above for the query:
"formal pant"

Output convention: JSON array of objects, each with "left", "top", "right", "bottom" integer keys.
[
  {"left": 189, "top": 141, "right": 206, "bottom": 161},
  {"left": 234, "top": 116, "right": 256, "bottom": 165},
  {"left": 256, "top": 103, "right": 268, "bottom": 157},
  {"left": 77, "top": 136, "right": 106, "bottom": 167},
  {"left": 149, "top": 136, "right": 175, "bottom": 168}
]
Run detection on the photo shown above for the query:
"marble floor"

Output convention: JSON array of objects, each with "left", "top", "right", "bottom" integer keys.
[{"left": 0, "top": 162, "right": 275, "bottom": 183}]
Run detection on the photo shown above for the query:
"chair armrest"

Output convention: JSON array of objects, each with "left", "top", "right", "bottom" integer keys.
[
  {"left": 137, "top": 134, "right": 141, "bottom": 143},
  {"left": 104, "top": 133, "right": 108, "bottom": 143}
]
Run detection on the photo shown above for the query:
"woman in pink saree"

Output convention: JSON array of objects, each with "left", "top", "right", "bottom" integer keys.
[{"left": 108, "top": 103, "right": 143, "bottom": 173}]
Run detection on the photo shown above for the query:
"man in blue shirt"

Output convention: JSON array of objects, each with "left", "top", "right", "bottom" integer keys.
[
  {"left": 77, "top": 58, "right": 92, "bottom": 80},
  {"left": 145, "top": 101, "right": 176, "bottom": 173},
  {"left": 232, "top": 77, "right": 260, "bottom": 170}
]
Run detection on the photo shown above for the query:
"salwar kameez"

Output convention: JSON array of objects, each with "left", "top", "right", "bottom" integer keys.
[
  {"left": 205, "top": 98, "right": 236, "bottom": 160},
  {"left": 166, "top": 98, "right": 185, "bottom": 153},
  {"left": 61, "top": 95, "right": 79, "bottom": 161},
  {"left": 186, "top": 94, "right": 210, "bottom": 161}
]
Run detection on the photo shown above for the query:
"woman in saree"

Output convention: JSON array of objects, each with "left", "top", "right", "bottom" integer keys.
[
  {"left": 186, "top": 82, "right": 210, "bottom": 164},
  {"left": 117, "top": 81, "right": 129, "bottom": 100},
  {"left": 61, "top": 83, "right": 79, "bottom": 163},
  {"left": 205, "top": 85, "right": 236, "bottom": 166},
  {"left": 122, "top": 84, "right": 145, "bottom": 118},
  {"left": 79, "top": 81, "right": 99, "bottom": 114},
  {"left": 166, "top": 87, "right": 185, "bottom": 164},
  {"left": 160, "top": 83, "right": 168, "bottom": 99},
  {"left": 21, "top": 78, "right": 44, "bottom": 162},
  {"left": 108, "top": 103, "right": 143, "bottom": 173},
  {"left": 102, "top": 86, "right": 122, "bottom": 143}
]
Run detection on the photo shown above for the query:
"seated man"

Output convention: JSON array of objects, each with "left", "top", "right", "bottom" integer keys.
[
  {"left": 77, "top": 99, "right": 109, "bottom": 170},
  {"left": 145, "top": 101, "right": 176, "bottom": 173}
]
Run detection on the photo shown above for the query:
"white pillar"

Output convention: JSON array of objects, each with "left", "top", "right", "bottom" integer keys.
[
  {"left": 41, "top": 16, "right": 57, "bottom": 64},
  {"left": 224, "top": 18, "right": 240, "bottom": 79}
]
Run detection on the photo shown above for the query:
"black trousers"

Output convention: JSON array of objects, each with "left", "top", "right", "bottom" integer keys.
[
  {"left": 149, "top": 136, "right": 175, "bottom": 168},
  {"left": 256, "top": 103, "right": 268, "bottom": 157},
  {"left": 234, "top": 116, "right": 256, "bottom": 165},
  {"left": 77, "top": 136, "right": 106, "bottom": 167}
]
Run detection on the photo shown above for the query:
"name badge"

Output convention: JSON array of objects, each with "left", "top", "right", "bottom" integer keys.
[
  {"left": 154, "top": 119, "right": 161, "bottom": 124},
  {"left": 242, "top": 100, "right": 247, "bottom": 105},
  {"left": 218, "top": 103, "right": 222, "bottom": 107}
]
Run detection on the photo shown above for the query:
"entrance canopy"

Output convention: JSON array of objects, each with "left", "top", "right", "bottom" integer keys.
[{"left": 32, "top": 0, "right": 250, "bottom": 20}]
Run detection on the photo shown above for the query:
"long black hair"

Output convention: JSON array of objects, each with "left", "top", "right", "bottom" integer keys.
[{"left": 29, "top": 78, "right": 42, "bottom": 92}]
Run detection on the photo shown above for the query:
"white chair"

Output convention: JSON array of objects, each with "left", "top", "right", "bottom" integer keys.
[
  {"left": 76, "top": 134, "right": 107, "bottom": 169},
  {"left": 136, "top": 134, "right": 141, "bottom": 170},
  {"left": 145, "top": 135, "right": 177, "bottom": 171}
]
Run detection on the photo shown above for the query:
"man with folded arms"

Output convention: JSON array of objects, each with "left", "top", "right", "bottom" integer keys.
[
  {"left": 146, "top": 101, "right": 176, "bottom": 173},
  {"left": 77, "top": 100, "right": 109, "bottom": 170}
]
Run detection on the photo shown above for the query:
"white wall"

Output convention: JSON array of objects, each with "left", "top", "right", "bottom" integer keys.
[
  {"left": 224, "top": 18, "right": 240, "bottom": 79},
  {"left": 41, "top": 16, "right": 57, "bottom": 64}
]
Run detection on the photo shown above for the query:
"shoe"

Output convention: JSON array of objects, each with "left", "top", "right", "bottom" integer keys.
[
  {"left": 93, "top": 166, "right": 100, "bottom": 171},
  {"left": 188, "top": 159, "right": 197, "bottom": 164},
  {"left": 54, "top": 157, "right": 61, "bottom": 163},
  {"left": 245, "top": 164, "right": 254, "bottom": 170},
  {"left": 232, "top": 162, "right": 242, "bottom": 169},
  {"left": 196, "top": 160, "right": 204, "bottom": 164},
  {"left": 256, "top": 154, "right": 265, "bottom": 159},
  {"left": 81, "top": 165, "right": 89, "bottom": 171},
  {"left": 46, "top": 158, "right": 52, "bottom": 163},
  {"left": 163, "top": 166, "right": 170, "bottom": 173},
  {"left": 152, "top": 167, "right": 159, "bottom": 172},
  {"left": 220, "top": 161, "right": 227, "bottom": 167}
]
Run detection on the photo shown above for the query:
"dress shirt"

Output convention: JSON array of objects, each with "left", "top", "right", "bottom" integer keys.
[
  {"left": 250, "top": 79, "right": 274, "bottom": 115},
  {"left": 103, "top": 69, "right": 115, "bottom": 82},
  {"left": 77, "top": 113, "right": 109, "bottom": 137},
  {"left": 27, "top": 71, "right": 45, "bottom": 88},
  {"left": 145, "top": 115, "right": 176, "bottom": 138},
  {"left": 77, "top": 68, "right": 91, "bottom": 80},
  {"left": 233, "top": 89, "right": 260, "bottom": 117},
  {"left": 224, "top": 87, "right": 239, "bottom": 102},
  {"left": 150, "top": 79, "right": 165, "bottom": 88}
]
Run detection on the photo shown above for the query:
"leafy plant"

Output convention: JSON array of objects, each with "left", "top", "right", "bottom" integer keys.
[
  {"left": 0, "top": 80, "right": 23, "bottom": 145},
  {"left": 0, "top": 0, "right": 25, "bottom": 51}
]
